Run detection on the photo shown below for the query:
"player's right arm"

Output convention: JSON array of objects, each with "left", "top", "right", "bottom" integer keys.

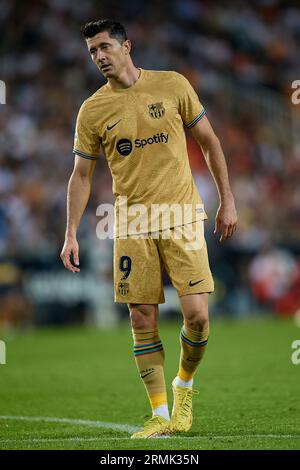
[
  {"left": 61, "top": 99, "right": 101, "bottom": 272},
  {"left": 60, "top": 155, "right": 96, "bottom": 273}
]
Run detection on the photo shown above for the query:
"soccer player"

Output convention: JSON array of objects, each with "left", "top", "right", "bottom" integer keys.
[{"left": 60, "top": 19, "right": 237, "bottom": 438}]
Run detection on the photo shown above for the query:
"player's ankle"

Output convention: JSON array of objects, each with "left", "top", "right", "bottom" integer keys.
[
  {"left": 152, "top": 404, "right": 170, "bottom": 421},
  {"left": 173, "top": 376, "right": 193, "bottom": 388}
]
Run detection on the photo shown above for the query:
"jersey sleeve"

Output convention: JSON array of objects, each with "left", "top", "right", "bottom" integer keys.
[
  {"left": 175, "top": 73, "right": 206, "bottom": 128},
  {"left": 73, "top": 101, "right": 101, "bottom": 160}
]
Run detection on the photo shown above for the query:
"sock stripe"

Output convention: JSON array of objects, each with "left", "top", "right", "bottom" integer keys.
[
  {"left": 134, "top": 340, "right": 162, "bottom": 349},
  {"left": 134, "top": 346, "right": 164, "bottom": 357},
  {"left": 180, "top": 331, "right": 208, "bottom": 348}
]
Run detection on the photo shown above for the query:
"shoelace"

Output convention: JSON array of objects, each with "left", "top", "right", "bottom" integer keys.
[{"left": 176, "top": 389, "right": 199, "bottom": 418}]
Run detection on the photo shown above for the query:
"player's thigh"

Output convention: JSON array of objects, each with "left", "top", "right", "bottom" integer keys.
[
  {"left": 158, "top": 221, "right": 214, "bottom": 297},
  {"left": 114, "top": 236, "right": 165, "bottom": 304}
]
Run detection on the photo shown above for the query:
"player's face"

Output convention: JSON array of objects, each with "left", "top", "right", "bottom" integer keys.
[{"left": 86, "top": 31, "right": 130, "bottom": 79}]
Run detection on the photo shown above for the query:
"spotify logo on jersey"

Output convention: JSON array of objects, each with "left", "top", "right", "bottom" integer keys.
[
  {"left": 116, "top": 133, "right": 169, "bottom": 157},
  {"left": 117, "top": 139, "right": 133, "bottom": 156}
]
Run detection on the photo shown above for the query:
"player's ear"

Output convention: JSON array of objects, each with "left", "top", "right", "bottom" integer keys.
[{"left": 123, "top": 39, "right": 131, "bottom": 54}]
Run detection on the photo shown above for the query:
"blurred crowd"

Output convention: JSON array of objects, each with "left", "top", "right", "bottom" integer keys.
[{"left": 1, "top": 0, "right": 300, "bottom": 325}]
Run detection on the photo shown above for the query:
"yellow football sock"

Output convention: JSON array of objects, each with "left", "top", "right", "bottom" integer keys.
[
  {"left": 178, "top": 324, "right": 209, "bottom": 382},
  {"left": 132, "top": 328, "right": 167, "bottom": 410}
]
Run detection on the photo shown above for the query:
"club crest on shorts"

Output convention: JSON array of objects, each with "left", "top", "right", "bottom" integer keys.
[
  {"left": 118, "top": 282, "right": 129, "bottom": 296},
  {"left": 148, "top": 102, "right": 165, "bottom": 119}
]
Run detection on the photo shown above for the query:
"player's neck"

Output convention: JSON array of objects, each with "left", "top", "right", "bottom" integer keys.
[{"left": 108, "top": 65, "right": 141, "bottom": 90}]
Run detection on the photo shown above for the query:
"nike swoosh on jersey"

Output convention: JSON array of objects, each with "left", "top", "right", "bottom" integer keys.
[
  {"left": 107, "top": 119, "right": 122, "bottom": 131},
  {"left": 189, "top": 279, "right": 205, "bottom": 287}
]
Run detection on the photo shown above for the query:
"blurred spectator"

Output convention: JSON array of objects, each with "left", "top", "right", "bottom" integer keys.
[
  {"left": 249, "top": 246, "right": 298, "bottom": 307},
  {"left": 0, "top": 0, "right": 300, "bottom": 323}
]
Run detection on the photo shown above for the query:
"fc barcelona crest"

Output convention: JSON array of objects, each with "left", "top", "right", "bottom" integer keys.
[
  {"left": 118, "top": 282, "right": 129, "bottom": 296},
  {"left": 148, "top": 102, "right": 165, "bottom": 119}
]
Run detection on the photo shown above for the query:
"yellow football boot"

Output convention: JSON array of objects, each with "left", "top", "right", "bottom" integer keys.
[
  {"left": 131, "top": 415, "right": 170, "bottom": 439},
  {"left": 171, "top": 379, "right": 198, "bottom": 432}
]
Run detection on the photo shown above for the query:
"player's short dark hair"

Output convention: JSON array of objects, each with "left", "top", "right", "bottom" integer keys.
[{"left": 80, "top": 19, "right": 127, "bottom": 44}]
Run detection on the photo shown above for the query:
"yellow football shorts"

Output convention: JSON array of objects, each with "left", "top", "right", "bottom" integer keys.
[{"left": 114, "top": 221, "right": 214, "bottom": 304}]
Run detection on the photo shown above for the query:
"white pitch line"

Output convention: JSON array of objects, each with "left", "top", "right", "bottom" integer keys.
[
  {"left": 0, "top": 415, "right": 138, "bottom": 434},
  {"left": 0, "top": 435, "right": 300, "bottom": 446},
  {"left": 0, "top": 437, "right": 101, "bottom": 444},
  {"left": 0, "top": 416, "right": 299, "bottom": 443}
]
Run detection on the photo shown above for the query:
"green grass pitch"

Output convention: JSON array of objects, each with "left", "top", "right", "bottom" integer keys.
[{"left": 0, "top": 317, "right": 299, "bottom": 450}]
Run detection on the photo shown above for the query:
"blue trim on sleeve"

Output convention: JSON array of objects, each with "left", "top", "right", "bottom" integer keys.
[
  {"left": 186, "top": 109, "right": 206, "bottom": 128},
  {"left": 73, "top": 149, "right": 99, "bottom": 160}
]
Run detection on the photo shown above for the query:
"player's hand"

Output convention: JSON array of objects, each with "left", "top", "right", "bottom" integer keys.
[
  {"left": 60, "top": 237, "right": 80, "bottom": 273},
  {"left": 214, "top": 196, "right": 238, "bottom": 242}
]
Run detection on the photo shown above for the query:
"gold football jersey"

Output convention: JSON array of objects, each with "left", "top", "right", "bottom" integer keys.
[{"left": 73, "top": 69, "right": 207, "bottom": 236}]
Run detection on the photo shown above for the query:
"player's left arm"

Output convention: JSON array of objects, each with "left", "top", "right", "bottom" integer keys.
[{"left": 191, "top": 115, "right": 237, "bottom": 242}]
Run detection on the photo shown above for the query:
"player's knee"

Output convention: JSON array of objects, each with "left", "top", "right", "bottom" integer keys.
[
  {"left": 184, "top": 309, "right": 209, "bottom": 331},
  {"left": 128, "top": 304, "right": 157, "bottom": 330}
]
